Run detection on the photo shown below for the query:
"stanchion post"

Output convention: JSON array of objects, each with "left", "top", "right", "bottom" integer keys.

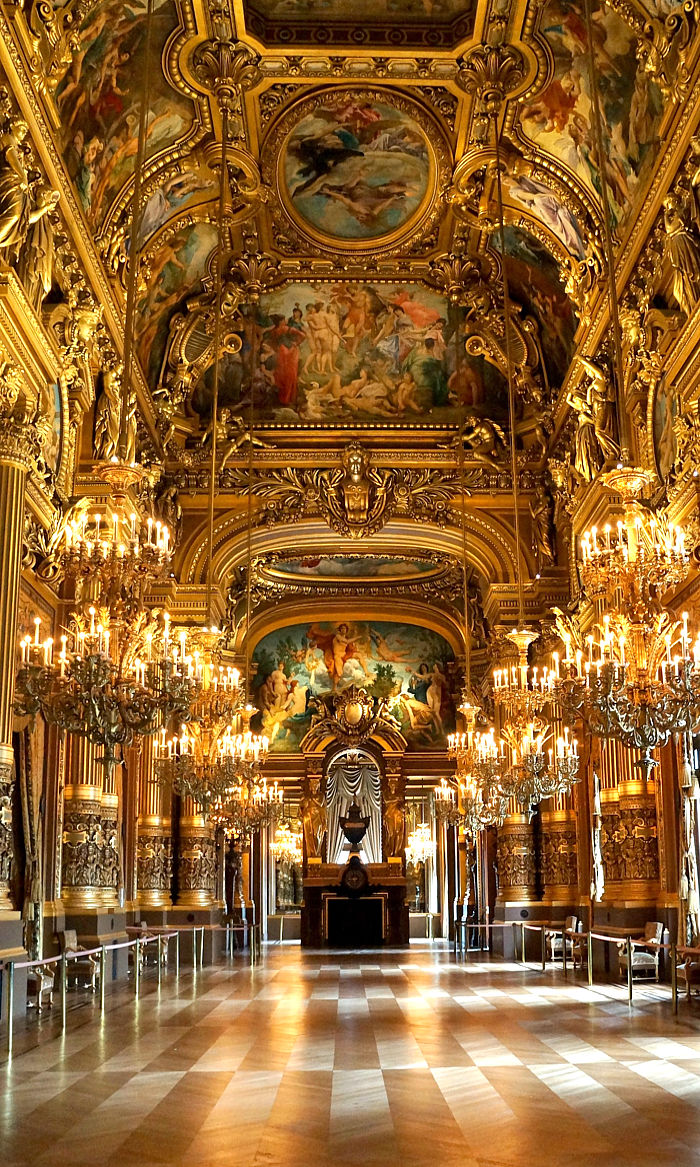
[
  {"left": 175, "top": 931, "right": 180, "bottom": 978},
  {"left": 511, "top": 922, "right": 517, "bottom": 961},
  {"left": 61, "top": 952, "right": 67, "bottom": 1031},
  {"left": 135, "top": 939, "right": 141, "bottom": 997},
  {"left": 562, "top": 930, "right": 568, "bottom": 978},
  {"left": 157, "top": 937, "right": 162, "bottom": 988},
  {"left": 626, "top": 935, "right": 633, "bottom": 1005},
  {"left": 192, "top": 927, "right": 197, "bottom": 969},
  {"left": 99, "top": 947, "right": 106, "bottom": 1012},
  {"left": 672, "top": 944, "right": 678, "bottom": 1015},
  {"left": 200, "top": 926, "right": 205, "bottom": 967},
  {"left": 521, "top": 923, "right": 526, "bottom": 964},
  {"left": 587, "top": 932, "right": 593, "bottom": 986},
  {"left": 7, "top": 961, "right": 14, "bottom": 1056},
  {"left": 541, "top": 927, "right": 546, "bottom": 971}
]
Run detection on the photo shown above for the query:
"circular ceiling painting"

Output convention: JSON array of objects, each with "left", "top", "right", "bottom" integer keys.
[{"left": 275, "top": 89, "right": 441, "bottom": 249}]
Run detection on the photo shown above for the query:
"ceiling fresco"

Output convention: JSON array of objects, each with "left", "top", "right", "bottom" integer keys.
[
  {"left": 262, "top": 554, "right": 444, "bottom": 582},
  {"left": 278, "top": 92, "right": 434, "bottom": 247},
  {"left": 518, "top": 0, "right": 665, "bottom": 224},
  {"left": 54, "top": 0, "right": 197, "bottom": 227},
  {"left": 189, "top": 281, "right": 509, "bottom": 427}
]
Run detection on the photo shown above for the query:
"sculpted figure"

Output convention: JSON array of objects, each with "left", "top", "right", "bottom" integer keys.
[
  {"left": 663, "top": 193, "right": 700, "bottom": 316},
  {"left": 459, "top": 415, "right": 506, "bottom": 471},
  {"left": 530, "top": 484, "right": 556, "bottom": 568},
  {"left": 0, "top": 117, "right": 59, "bottom": 259},
  {"left": 566, "top": 358, "right": 618, "bottom": 481},
  {"left": 301, "top": 777, "right": 327, "bottom": 860},
  {"left": 382, "top": 774, "right": 405, "bottom": 859},
  {"left": 94, "top": 364, "right": 122, "bottom": 461},
  {"left": 341, "top": 443, "right": 371, "bottom": 526}
]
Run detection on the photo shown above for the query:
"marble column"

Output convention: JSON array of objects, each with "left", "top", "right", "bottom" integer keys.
[
  {"left": 599, "top": 741, "right": 660, "bottom": 908},
  {"left": 136, "top": 736, "right": 172, "bottom": 909},
  {"left": 540, "top": 795, "right": 579, "bottom": 909},
  {"left": 176, "top": 796, "right": 216, "bottom": 908},
  {"left": 0, "top": 420, "right": 37, "bottom": 910}
]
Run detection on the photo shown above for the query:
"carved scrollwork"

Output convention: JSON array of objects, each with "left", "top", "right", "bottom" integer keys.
[{"left": 178, "top": 835, "right": 217, "bottom": 893}]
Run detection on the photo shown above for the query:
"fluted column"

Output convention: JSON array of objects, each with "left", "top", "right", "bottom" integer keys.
[
  {"left": 0, "top": 422, "right": 37, "bottom": 910},
  {"left": 137, "top": 737, "right": 172, "bottom": 909},
  {"left": 176, "top": 796, "right": 216, "bottom": 908}
]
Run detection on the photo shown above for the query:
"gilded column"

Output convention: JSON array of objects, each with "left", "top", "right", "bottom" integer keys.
[
  {"left": 540, "top": 792, "right": 579, "bottom": 908},
  {"left": 137, "top": 736, "right": 172, "bottom": 909},
  {"left": 99, "top": 759, "right": 121, "bottom": 908},
  {"left": 600, "top": 741, "right": 659, "bottom": 906},
  {"left": 61, "top": 736, "right": 105, "bottom": 910},
  {"left": 176, "top": 796, "right": 216, "bottom": 908},
  {"left": 496, "top": 807, "right": 538, "bottom": 903},
  {"left": 0, "top": 416, "right": 38, "bottom": 910}
]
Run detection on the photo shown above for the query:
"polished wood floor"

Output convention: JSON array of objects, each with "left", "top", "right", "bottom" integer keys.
[{"left": 3, "top": 942, "right": 700, "bottom": 1166}]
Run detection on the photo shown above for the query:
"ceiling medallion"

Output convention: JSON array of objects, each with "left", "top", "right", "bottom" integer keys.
[
  {"left": 309, "top": 684, "right": 397, "bottom": 745},
  {"left": 267, "top": 86, "right": 448, "bottom": 253}
]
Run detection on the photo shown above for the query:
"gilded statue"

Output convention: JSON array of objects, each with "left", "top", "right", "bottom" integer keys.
[
  {"left": 458, "top": 415, "right": 506, "bottom": 471},
  {"left": 0, "top": 116, "right": 59, "bottom": 260},
  {"left": 94, "top": 364, "right": 122, "bottom": 461},
  {"left": 663, "top": 193, "right": 700, "bottom": 317},
  {"left": 121, "top": 388, "right": 137, "bottom": 466},
  {"left": 530, "top": 484, "right": 556, "bottom": 568},
  {"left": 565, "top": 357, "right": 619, "bottom": 481},
  {"left": 322, "top": 443, "right": 394, "bottom": 538},
  {"left": 200, "top": 407, "right": 269, "bottom": 468},
  {"left": 689, "top": 135, "right": 700, "bottom": 234},
  {"left": 382, "top": 774, "right": 405, "bottom": 859},
  {"left": 301, "top": 777, "right": 327, "bottom": 860}
]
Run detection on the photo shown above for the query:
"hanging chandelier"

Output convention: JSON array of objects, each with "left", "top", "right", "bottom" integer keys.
[
  {"left": 405, "top": 821, "right": 436, "bottom": 866},
  {"left": 270, "top": 820, "right": 303, "bottom": 865},
  {"left": 210, "top": 768, "right": 282, "bottom": 843},
  {"left": 547, "top": 0, "right": 700, "bottom": 776},
  {"left": 17, "top": 604, "right": 194, "bottom": 774}
]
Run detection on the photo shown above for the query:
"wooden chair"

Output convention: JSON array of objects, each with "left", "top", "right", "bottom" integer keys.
[
  {"left": 548, "top": 915, "right": 578, "bottom": 961},
  {"left": 618, "top": 922, "right": 663, "bottom": 981},
  {"left": 676, "top": 948, "right": 700, "bottom": 1001},
  {"left": 26, "top": 962, "right": 57, "bottom": 1011},
  {"left": 58, "top": 929, "right": 99, "bottom": 991}
]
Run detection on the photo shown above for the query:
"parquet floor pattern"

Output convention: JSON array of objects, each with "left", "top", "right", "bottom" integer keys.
[{"left": 3, "top": 943, "right": 700, "bottom": 1167}]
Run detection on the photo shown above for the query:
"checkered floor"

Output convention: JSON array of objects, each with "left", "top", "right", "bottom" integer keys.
[{"left": 3, "top": 943, "right": 700, "bottom": 1166}]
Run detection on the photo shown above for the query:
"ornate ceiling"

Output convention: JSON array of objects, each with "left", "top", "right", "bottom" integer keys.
[{"left": 4, "top": 0, "right": 700, "bottom": 676}]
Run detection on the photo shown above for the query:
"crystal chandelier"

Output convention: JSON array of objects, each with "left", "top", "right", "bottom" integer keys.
[
  {"left": 210, "top": 769, "right": 282, "bottom": 842},
  {"left": 499, "top": 720, "right": 580, "bottom": 814},
  {"left": 405, "top": 821, "right": 436, "bottom": 866},
  {"left": 270, "top": 820, "right": 303, "bottom": 865}
]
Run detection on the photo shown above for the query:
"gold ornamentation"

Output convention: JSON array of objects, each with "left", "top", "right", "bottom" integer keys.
[
  {"left": 662, "top": 193, "right": 700, "bottom": 318},
  {"left": 300, "top": 775, "right": 327, "bottom": 861},
  {"left": 0, "top": 88, "right": 60, "bottom": 260},
  {"left": 457, "top": 44, "right": 526, "bottom": 114}
]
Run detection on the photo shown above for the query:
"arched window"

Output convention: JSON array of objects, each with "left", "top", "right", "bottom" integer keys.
[{"left": 325, "top": 747, "right": 382, "bottom": 864}]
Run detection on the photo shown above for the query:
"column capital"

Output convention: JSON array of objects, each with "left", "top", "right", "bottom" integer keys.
[{"left": 0, "top": 415, "right": 40, "bottom": 473}]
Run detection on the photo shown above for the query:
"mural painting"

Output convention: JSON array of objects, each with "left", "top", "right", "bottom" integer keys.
[
  {"left": 250, "top": 0, "right": 472, "bottom": 17},
  {"left": 280, "top": 95, "right": 432, "bottom": 244},
  {"left": 55, "top": 0, "right": 194, "bottom": 223},
  {"left": 252, "top": 620, "right": 457, "bottom": 751},
  {"left": 135, "top": 160, "right": 217, "bottom": 252},
  {"left": 506, "top": 174, "right": 585, "bottom": 260},
  {"left": 191, "top": 282, "right": 508, "bottom": 426},
  {"left": 270, "top": 555, "right": 439, "bottom": 580},
  {"left": 136, "top": 221, "right": 218, "bottom": 387},
  {"left": 498, "top": 226, "right": 578, "bottom": 390},
  {"left": 520, "top": 0, "right": 663, "bottom": 221}
]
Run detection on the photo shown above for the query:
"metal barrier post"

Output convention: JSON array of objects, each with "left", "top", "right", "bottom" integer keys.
[
  {"left": 99, "top": 946, "right": 106, "bottom": 1012},
  {"left": 464, "top": 923, "right": 468, "bottom": 965},
  {"left": 672, "top": 944, "right": 678, "bottom": 1015},
  {"left": 626, "top": 936, "right": 633, "bottom": 1005},
  {"left": 7, "top": 962, "right": 14, "bottom": 1056},
  {"left": 511, "top": 922, "right": 517, "bottom": 961},
  {"left": 521, "top": 923, "right": 526, "bottom": 964},
  {"left": 587, "top": 932, "right": 593, "bottom": 986},
  {"left": 157, "top": 937, "right": 162, "bottom": 987},
  {"left": 541, "top": 927, "right": 546, "bottom": 971},
  {"left": 562, "top": 930, "right": 568, "bottom": 977},
  {"left": 192, "top": 927, "right": 197, "bottom": 969},
  {"left": 61, "top": 953, "right": 67, "bottom": 1031},
  {"left": 135, "top": 939, "right": 141, "bottom": 997},
  {"left": 200, "top": 926, "right": 205, "bottom": 966},
  {"left": 485, "top": 907, "right": 490, "bottom": 951},
  {"left": 175, "top": 931, "right": 180, "bottom": 978}
]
